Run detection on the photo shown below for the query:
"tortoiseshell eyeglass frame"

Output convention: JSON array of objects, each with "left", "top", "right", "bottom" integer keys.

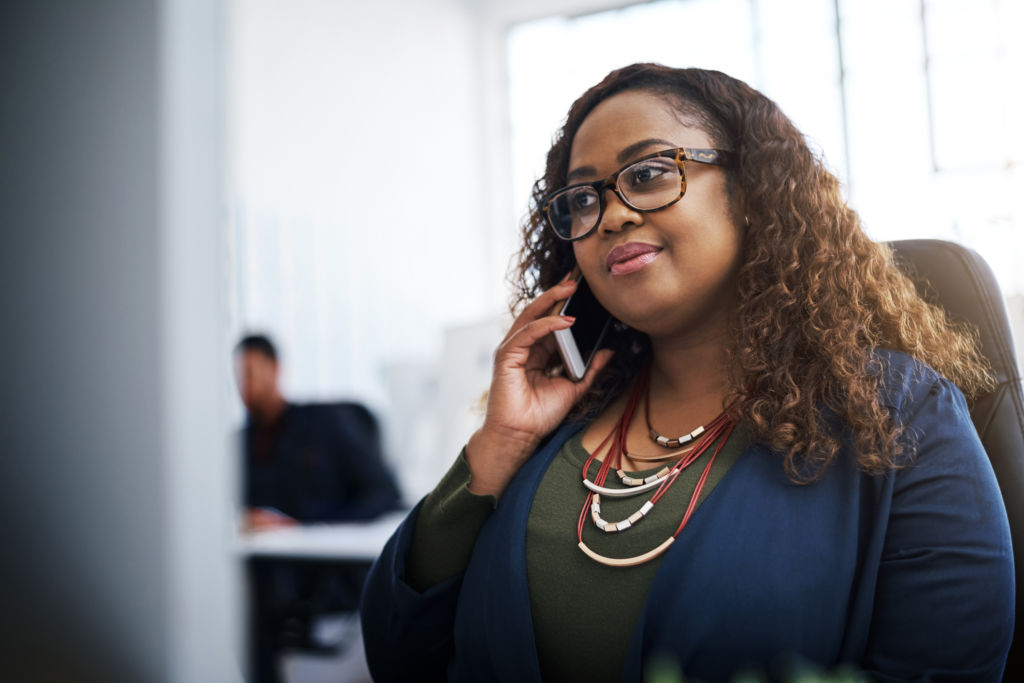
[{"left": 540, "top": 147, "right": 736, "bottom": 242}]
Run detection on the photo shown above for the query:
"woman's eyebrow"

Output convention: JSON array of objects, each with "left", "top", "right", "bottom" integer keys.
[
  {"left": 566, "top": 138, "right": 678, "bottom": 182},
  {"left": 616, "top": 138, "right": 676, "bottom": 164},
  {"left": 566, "top": 165, "right": 597, "bottom": 182}
]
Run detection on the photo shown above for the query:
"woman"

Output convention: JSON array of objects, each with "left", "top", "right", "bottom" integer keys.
[{"left": 360, "top": 64, "right": 1013, "bottom": 681}]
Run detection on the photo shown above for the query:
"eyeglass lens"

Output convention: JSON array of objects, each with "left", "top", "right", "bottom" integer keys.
[{"left": 546, "top": 156, "right": 683, "bottom": 240}]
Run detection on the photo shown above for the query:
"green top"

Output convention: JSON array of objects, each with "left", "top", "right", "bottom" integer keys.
[{"left": 408, "top": 424, "right": 751, "bottom": 682}]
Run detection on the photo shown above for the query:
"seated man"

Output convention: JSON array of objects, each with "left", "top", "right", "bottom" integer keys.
[
  {"left": 235, "top": 333, "right": 401, "bottom": 683},
  {"left": 236, "top": 334, "right": 401, "bottom": 526}
]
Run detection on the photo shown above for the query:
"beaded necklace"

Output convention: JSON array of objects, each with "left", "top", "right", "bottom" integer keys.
[
  {"left": 577, "top": 366, "right": 735, "bottom": 567},
  {"left": 645, "top": 381, "right": 708, "bottom": 448}
]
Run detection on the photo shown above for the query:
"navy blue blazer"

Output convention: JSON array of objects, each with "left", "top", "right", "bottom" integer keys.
[{"left": 361, "top": 351, "right": 1014, "bottom": 681}]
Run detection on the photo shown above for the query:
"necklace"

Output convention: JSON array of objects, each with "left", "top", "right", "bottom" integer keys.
[
  {"left": 577, "top": 365, "right": 735, "bottom": 567},
  {"left": 620, "top": 441, "right": 696, "bottom": 463},
  {"left": 644, "top": 377, "right": 709, "bottom": 449}
]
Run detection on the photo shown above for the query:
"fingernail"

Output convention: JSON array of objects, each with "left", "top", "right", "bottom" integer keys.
[{"left": 561, "top": 315, "right": 576, "bottom": 323}]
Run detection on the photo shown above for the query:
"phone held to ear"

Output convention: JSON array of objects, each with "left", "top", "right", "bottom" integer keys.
[{"left": 552, "top": 267, "right": 613, "bottom": 382}]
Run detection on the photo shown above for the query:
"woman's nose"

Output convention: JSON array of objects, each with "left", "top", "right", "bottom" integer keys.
[{"left": 597, "top": 188, "right": 642, "bottom": 236}]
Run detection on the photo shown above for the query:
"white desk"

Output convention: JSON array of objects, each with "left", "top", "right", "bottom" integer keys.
[{"left": 237, "top": 511, "right": 407, "bottom": 561}]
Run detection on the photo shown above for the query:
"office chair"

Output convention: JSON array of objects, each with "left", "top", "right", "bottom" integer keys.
[{"left": 889, "top": 239, "right": 1024, "bottom": 676}]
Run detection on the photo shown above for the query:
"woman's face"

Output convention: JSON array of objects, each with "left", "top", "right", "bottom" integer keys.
[{"left": 568, "top": 90, "right": 743, "bottom": 343}]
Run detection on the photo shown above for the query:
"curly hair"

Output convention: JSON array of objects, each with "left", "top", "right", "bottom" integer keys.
[{"left": 511, "top": 63, "right": 993, "bottom": 482}]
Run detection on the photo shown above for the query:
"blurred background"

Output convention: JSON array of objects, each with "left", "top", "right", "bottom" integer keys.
[{"left": 2, "top": 0, "right": 1022, "bottom": 681}]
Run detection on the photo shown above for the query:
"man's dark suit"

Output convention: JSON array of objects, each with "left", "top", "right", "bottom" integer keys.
[
  {"left": 243, "top": 401, "right": 401, "bottom": 522},
  {"left": 243, "top": 401, "right": 401, "bottom": 683}
]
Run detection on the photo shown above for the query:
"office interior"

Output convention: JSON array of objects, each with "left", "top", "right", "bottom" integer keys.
[{"left": 2, "top": 0, "right": 1021, "bottom": 681}]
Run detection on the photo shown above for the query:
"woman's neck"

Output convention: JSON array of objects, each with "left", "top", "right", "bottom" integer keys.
[
  {"left": 581, "top": 330, "right": 734, "bottom": 465},
  {"left": 646, "top": 328, "right": 732, "bottom": 408}
]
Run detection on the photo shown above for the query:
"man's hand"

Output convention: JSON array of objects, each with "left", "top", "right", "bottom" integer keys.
[{"left": 243, "top": 506, "right": 299, "bottom": 531}]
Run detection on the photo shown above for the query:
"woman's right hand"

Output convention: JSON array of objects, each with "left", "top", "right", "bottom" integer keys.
[{"left": 465, "top": 278, "right": 614, "bottom": 498}]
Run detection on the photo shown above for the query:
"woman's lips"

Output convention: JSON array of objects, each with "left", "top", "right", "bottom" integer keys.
[{"left": 606, "top": 242, "right": 661, "bottom": 276}]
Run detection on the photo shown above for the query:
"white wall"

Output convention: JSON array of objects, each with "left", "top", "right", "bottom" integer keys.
[
  {"left": 228, "top": 0, "right": 502, "bottom": 398},
  {"left": 228, "top": 0, "right": 523, "bottom": 500}
]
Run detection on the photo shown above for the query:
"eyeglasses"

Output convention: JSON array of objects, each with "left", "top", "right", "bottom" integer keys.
[{"left": 540, "top": 147, "right": 735, "bottom": 242}]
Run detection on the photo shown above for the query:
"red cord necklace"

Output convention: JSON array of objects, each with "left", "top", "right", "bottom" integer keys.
[{"left": 577, "top": 365, "right": 735, "bottom": 567}]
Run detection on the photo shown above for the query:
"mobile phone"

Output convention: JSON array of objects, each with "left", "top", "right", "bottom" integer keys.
[{"left": 553, "top": 271, "right": 613, "bottom": 382}]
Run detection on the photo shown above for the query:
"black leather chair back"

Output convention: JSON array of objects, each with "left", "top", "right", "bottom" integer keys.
[{"left": 890, "top": 239, "right": 1024, "bottom": 674}]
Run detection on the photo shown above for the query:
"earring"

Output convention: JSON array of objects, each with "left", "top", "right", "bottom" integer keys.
[{"left": 744, "top": 216, "right": 751, "bottom": 228}]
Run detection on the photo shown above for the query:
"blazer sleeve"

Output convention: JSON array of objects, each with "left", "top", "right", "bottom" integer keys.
[
  {"left": 861, "top": 377, "right": 1014, "bottom": 681},
  {"left": 360, "top": 451, "right": 497, "bottom": 682},
  {"left": 360, "top": 501, "right": 463, "bottom": 683}
]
